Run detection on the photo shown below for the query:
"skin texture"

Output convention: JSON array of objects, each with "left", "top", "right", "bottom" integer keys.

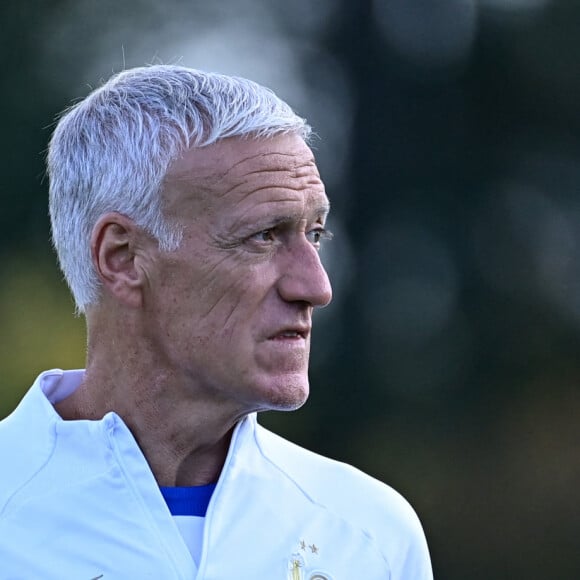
[{"left": 55, "top": 134, "right": 333, "bottom": 486}]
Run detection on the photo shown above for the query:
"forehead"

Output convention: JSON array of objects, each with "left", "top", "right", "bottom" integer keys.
[{"left": 163, "top": 134, "right": 329, "bottom": 221}]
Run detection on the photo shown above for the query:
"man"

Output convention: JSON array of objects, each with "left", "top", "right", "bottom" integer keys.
[{"left": 0, "top": 65, "right": 432, "bottom": 578}]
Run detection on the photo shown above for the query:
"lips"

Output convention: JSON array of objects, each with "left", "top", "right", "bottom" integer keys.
[{"left": 268, "top": 325, "right": 310, "bottom": 340}]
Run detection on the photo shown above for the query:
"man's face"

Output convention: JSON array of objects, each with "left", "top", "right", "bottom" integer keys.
[{"left": 144, "top": 134, "right": 332, "bottom": 415}]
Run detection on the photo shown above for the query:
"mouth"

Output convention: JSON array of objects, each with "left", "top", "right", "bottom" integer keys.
[{"left": 269, "top": 326, "right": 310, "bottom": 340}]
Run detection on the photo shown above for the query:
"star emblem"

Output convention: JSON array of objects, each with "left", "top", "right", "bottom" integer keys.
[
  {"left": 309, "top": 544, "right": 319, "bottom": 554},
  {"left": 300, "top": 540, "right": 307, "bottom": 551}
]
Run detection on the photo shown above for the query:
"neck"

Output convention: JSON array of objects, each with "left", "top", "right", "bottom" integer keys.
[{"left": 55, "top": 357, "right": 243, "bottom": 487}]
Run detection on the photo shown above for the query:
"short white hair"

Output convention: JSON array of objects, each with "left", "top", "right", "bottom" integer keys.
[{"left": 48, "top": 64, "right": 311, "bottom": 313}]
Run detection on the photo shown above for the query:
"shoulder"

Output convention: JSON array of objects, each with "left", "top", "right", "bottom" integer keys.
[
  {"left": 0, "top": 373, "right": 61, "bottom": 514},
  {"left": 0, "top": 419, "right": 51, "bottom": 516},
  {"left": 254, "top": 422, "right": 433, "bottom": 578},
  {"left": 254, "top": 423, "right": 421, "bottom": 529}
]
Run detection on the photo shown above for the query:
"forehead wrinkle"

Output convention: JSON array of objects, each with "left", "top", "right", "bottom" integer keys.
[
  {"left": 228, "top": 177, "right": 327, "bottom": 212},
  {"left": 223, "top": 149, "right": 316, "bottom": 179},
  {"left": 164, "top": 137, "right": 324, "bottom": 216},
  {"left": 215, "top": 162, "right": 326, "bottom": 203}
]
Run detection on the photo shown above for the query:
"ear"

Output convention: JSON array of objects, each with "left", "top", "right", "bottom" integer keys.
[{"left": 90, "top": 212, "right": 149, "bottom": 308}]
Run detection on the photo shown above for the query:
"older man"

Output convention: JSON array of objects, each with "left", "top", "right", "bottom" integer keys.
[{"left": 0, "top": 65, "right": 432, "bottom": 578}]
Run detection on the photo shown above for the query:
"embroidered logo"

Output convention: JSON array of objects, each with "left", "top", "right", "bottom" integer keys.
[
  {"left": 287, "top": 540, "right": 334, "bottom": 580},
  {"left": 288, "top": 552, "right": 306, "bottom": 580}
]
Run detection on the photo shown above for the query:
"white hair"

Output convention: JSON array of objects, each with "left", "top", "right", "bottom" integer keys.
[{"left": 48, "top": 64, "right": 311, "bottom": 313}]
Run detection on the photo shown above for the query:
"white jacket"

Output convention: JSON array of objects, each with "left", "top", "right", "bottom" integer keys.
[{"left": 0, "top": 369, "right": 433, "bottom": 579}]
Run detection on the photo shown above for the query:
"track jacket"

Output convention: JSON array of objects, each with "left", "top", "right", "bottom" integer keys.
[{"left": 0, "top": 369, "right": 433, "bottom": 579}]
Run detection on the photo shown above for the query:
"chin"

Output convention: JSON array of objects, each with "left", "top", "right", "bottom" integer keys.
[{"left": 262, "top": 378, "right": 310, "bottom": 412}]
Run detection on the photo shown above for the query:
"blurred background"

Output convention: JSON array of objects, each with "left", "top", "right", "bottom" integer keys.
[{"left": 1, "top": 0, "right": 580, "bottom": 577}]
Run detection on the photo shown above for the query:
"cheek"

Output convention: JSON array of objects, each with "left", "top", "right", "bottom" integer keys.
[
  {"left": 157, "top": 249, "right": 276, "bottom": 335},
  {"left": 190, "top": 267, "right": 268, "bottom": 331}
]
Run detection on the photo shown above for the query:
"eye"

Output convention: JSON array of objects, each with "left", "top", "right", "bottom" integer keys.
[
  {"left": 250, "top": 229, "right": 276, "bottom": 244},
  {"left": 307, "top": 227, "right": 333, "bottom": 248}
]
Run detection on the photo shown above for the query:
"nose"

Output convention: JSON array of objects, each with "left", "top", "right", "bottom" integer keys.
[{"left": 277, "top": 240, "right": 333, "bottom": 308}]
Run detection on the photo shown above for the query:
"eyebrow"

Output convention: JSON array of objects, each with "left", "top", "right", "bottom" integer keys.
[
  {"left": 311, "top": 202, "right": 331, "bottom": 220},
  {"left": 266, "top": 203, "right": 331, "bottom": 226}
]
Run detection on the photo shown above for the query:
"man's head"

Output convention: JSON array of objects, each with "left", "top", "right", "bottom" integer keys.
[
  {"left": 48, "top": 64, "right": 312, "bottom": 312},
  {"left": 47, "top": 65, "right": 332, "bottom": 413}
]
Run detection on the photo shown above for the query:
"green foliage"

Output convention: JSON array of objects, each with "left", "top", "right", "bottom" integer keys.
[{"left": 0, "top": 251, "right": 85, "bottom": 418}]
